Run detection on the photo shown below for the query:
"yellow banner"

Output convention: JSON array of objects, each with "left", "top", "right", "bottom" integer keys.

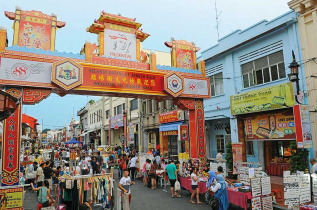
[
  {"left": 230, "top": 82, "right": 295, "bottom": 115},
  {"left": 0, "top": 187, "right": 23, "bottom": 209}
]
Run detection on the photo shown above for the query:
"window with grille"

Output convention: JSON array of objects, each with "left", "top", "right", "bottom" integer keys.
[
  {"left": 117, "top": 105, "right": 122, "bottom": 115},
  {"left": 142, "top": 101, "right": 146, "bottom": 114},
  {"left": 241, "top": 51, "right": 285, "bottom": 88},
  {"left": 216, "top": 135, "right": 225, "bottom": 153},
  {"left": 106, "top": 110, "right": 110, "bottom": 119},
  {"left": 130, "top": 99, "right": 138, "bottom": 111},
  {"left": 210, "top": 72, "right": 224, "bottom": 97}
]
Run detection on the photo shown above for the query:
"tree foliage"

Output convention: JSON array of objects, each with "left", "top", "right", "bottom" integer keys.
[
  {"left": 289, "top": 140, "right": 309, "bottom": 173},
  {"left": 225, "top": 141, "right": 233, "bottom": 171}
]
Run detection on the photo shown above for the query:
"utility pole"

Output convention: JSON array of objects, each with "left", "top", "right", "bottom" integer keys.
[{"left": 214, "top": 0, "right": 222, "bottom": 40}]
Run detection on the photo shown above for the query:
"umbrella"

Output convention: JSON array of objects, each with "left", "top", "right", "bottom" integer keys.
[{"left": 65, "top": 138, "right": 83, "bottom": 145}]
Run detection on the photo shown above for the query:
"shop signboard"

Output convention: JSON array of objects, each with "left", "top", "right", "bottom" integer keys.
[
  {"left": 230, "top": 82, "right": 295, "bottom": 115},
  {"left": 232, "top": 143, "right": 243, "bottom": 174},
  {"left": 159, "top": 110, "right": 184, "bottom": 124},
  {"left": 162, "top": 130, "right": 178, "bottom": 136},
  {"left": 244, "top": 110, "right": 296, "bottom": 140},
  {"left": 294, "top": 105, "right": 313, "bottom": 148},
  {"left": 0, "top": 186, "right": 24, "bottom": 209},
  {"left": 110, "top": 114, "right": 123, "bottom": 129},
  {"left": 179, "top": 125, "right": 188, "bottom": 141}
]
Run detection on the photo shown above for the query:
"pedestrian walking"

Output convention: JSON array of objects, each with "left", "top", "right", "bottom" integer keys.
[
  {"left": 119, "top": 169, "right": 135, "bottom": 210},
  {"left": 36, "top": 163, "right": 45, "bottom": 188},
  {"left": 43, "top": 161, "right": 53, "bottom": 190},
  {"left": 129, "top": 155, "right": 138, "bottom": 181},
  {"left": 190, "top": 167, "right": 201, "bottom": 204},
  {"left": 149, "top": 160, "right": 157, "bottom": 190},
  {"left": 91, "top": 156, "right": 99, "bottom": 174},
  {"left": 165, "top": 160, "right": 181, "bottom": 198}
]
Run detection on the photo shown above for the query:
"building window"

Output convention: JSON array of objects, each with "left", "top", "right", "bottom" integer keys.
[
  {"left": 123, "top": 103, "right": 125, "bottom": 112},
  {"left": 106, "top": 110, "right": 110, "bottom": 119},
  {"left": 210, "top": 72, "right": 224, "bottom": 97},
  {"left": 130, "top": 99, "right": 138, "bottom": 111},
  {"left": 246, "top": 141, "right": 254, "bottom": 156},
  {"left": 216, "top": 135, "right": 225, "bottom": 153},
  {"left": 171, "top": 101, "right": 176, "bottom": 109},
  {"left": 156, "top": 100, "right": 160, "bottom": 112},
  {"left": 149, "top": 132, "right": 156, "bottom": 148},
  {"left": 117, "top": 105, "right": 122, "bottom": 115},
  {"left": 242, "top": 51, "right": 285, "bottom": 88},
  {"left": 142, "top": 101, "right": 146, "bottom": 114},
  {"left": 148, "top": 100, "right": 153, "bottom": 113},
  {"left": 113, "top": 107, "right": 116, "bottom": 116}
]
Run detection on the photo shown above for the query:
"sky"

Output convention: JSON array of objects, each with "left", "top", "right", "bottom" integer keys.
[{"left": 0, "top": 0, "right": 291, "bottom": 130}]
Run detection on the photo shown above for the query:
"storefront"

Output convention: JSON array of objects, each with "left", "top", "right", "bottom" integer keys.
[
  {"left": 231, "top": 82, "right": 301, "bottom": 176},
  {"left": 159, "top": 110, "right": 189, "bottom": 158}
]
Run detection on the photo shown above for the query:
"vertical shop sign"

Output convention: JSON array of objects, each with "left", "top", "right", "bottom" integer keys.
[
  {"left": 232, "top": 143, "right": 243, "bottom": 174},
  {"left": 128, "top": 123, "right": 135, "bottom": 145},
  {"left": 195, "top": 100, "right": 206, "bottom": 161},
  {"left": 1, "top": 88, "right": 22, "bottom": 186},
  {"left": 294, "top": 105, "right": 313, "bottom": 148}
]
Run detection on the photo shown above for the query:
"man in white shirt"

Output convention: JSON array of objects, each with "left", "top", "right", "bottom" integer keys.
[
  {"left": 129, "top": 155, "right": 138, "bottom": 181},
  {"left": 310, "top": 158, "right": 317, "bottom": 174},
  {"left": 119, "top": 169, "right": 135, "bottom": 210},
  {"left": 36, "top": 163, "right": 45, "bottom": 189},
  {"left": 88, "top": 147, "right": 92, "bottom": 156}
]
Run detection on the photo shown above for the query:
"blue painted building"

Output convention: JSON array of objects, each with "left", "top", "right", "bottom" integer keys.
[{"left": 201, "top": 10, "right": 311, "bottom": 171}]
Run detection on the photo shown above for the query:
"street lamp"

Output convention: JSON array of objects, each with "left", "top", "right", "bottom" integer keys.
[{"left": 288, "top": 50, "right": 301, "bottom": 104}]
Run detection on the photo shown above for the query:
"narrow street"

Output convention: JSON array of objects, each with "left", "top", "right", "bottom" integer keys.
[{"left": 23, "top": 176, "right": 245, "bottom": 210}]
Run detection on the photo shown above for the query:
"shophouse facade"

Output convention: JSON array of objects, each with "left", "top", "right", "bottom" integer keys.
[
  {"left": 201, "top": 10, "right": 312, "bottom": 171},
  {"left": 289, "top": 0, "right": 317, "bottom": 155}
]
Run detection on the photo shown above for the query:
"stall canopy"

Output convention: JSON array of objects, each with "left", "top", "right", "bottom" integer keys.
[
  {"left": 65, "top": 138, "right": 83, "bottom": 144},
  {"left": 159, "top": 121, "right": 184, "bottom": 132}
]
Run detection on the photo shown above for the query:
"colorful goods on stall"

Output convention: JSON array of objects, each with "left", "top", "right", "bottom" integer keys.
[{"left": 57, "top": 174, "right": 114, "bottom": 208}]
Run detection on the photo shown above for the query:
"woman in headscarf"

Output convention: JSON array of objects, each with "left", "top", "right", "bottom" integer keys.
[
  {"left": 206, "top": 171, "right": 217, "bottom": 188},
  {"left": 210, "top": 174, "right": 229, "bottom": 210}
]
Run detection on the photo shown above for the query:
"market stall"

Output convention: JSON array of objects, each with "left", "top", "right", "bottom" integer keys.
[{"left": 178, "top": 176, "right": 208, "bottom": 193}]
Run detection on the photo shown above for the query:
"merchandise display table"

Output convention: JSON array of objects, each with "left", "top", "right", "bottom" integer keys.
[
  {"left": 227, "top": 189, "right": 252, "bottom": 210},
  {"left": 178, "top": 176, "right": 208, "bottom": 193},
  {"left": 267, "top": 162, "right": 290, "bottom": 176}
]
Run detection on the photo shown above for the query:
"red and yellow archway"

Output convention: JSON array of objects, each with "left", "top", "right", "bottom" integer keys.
[{"left": 0, "top": 8, "right": 210, "bottom": 186}]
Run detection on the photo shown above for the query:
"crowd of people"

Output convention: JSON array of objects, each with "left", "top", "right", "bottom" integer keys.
[{"left": 22, "top": 144, "right": 229, "bottom": 210}]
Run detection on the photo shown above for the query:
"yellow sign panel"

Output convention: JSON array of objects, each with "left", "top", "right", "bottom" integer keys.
[
  {"left": 230, "top": 82, "right": 295, "bottom": 115},
  {"left": 0, "top": 187, "right": 23, "bottom": 209}
]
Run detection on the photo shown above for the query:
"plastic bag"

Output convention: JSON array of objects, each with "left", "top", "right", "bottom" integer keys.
[{"left": 175, "top": 181, "right": 181, "bottom": 191}]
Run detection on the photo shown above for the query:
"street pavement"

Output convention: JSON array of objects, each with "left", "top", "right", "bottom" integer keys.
[
  {"left": 23, "top": 176, "right": 244, "bottom": 210},
  {"left": 23, "top": 173, "right": 284, "bottom": 210}
]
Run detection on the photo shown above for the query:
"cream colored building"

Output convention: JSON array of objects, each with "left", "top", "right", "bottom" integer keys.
[{"left": 289, "top": 0, "right": 317, "bottom": 153}]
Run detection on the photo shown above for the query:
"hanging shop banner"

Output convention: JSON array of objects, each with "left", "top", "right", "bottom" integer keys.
[
  {"left": 244, "top": 110, "right": 296, "bottom": 140},
  {"left": 196, "top": 100, "right": 206, "bottom": 161},
  {"left": 230, "top": 82, "right": 295, "bottom": 115},
  {"left": 0, "top": 186, "right": 24, "bottom": 209},
  {"left": 159, "top": 110, "right": 184, "bottom": 124},
  {"left": 19, "top": 11, "right": 52, "bottom": 50},
  {"left": 1, "top": 89, "right": 22, "bottom": 186},
  {"left": 179, "top": 125, "right": 188, "bottom": 141},
  {"left": 79, "top": 65, "right": 165, "bottom": 96},
  {"left": 232, "top": 143, "right": 243, "bottom": 174},
  {"left": 110, "top": 114, "right": 123, "bottom": 129},
  {"left": 294, "top": 105, "right": 313, "bottom": 148},
  {"left": 104, "top": 29, "right": 137, "bottom": 60},
  {"left": 128, "top": 123, "right": 135, "bottom": 145}
]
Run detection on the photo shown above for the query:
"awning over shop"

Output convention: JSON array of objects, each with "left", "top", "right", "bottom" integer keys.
[{"left": 159, "top": 121, "right": 184, "bottom": 132}]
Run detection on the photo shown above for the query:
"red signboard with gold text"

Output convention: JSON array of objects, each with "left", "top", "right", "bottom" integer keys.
[
  {"left": 19, "top": 11, "right": 52, "bottom": 50},
  {"left": 179, "top": 125, "right": 188, "bottom": 141},
  {"left": 79, "top": 65, "right": 165, "bottom": 96},
  {"left": 196, "top": 100, "right": 206, "bottom": 161},
  {"left": 159, "top": 110, "right": 184, "bottom": 124},
  {"left": 1, "top": 90, "right": 22, "bottom": 186}
]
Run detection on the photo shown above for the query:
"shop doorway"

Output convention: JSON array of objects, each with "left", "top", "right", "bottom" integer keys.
[{"left": 168, "top": 135, "right": 178, "bottom": 157}]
